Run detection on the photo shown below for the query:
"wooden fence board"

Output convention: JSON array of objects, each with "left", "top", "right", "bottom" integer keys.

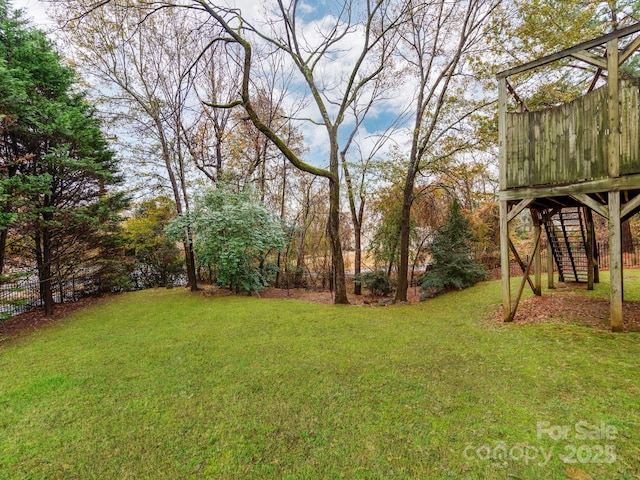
[{"left": 506, "top": 79, "right": 640, "bottom": 189}]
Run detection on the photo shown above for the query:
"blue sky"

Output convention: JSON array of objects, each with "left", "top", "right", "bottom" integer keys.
[{"left": 10, "top": 0, "right": 414, "bottom": 170}]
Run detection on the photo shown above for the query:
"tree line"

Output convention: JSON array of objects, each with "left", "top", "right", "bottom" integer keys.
[{"left": 2, "top": 0, "right": 639, "bottom": 313}]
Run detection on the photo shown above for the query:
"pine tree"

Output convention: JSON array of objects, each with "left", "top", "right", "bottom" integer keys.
[
  {"left": 421, "top": 198, "right": 486, "bottom": 299},
  {"left": 0, "top": 3, "right": 128, "bottom": 315}
]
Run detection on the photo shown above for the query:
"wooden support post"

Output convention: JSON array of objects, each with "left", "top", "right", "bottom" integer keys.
[
  {"left": 609, "top": 191, "right": 623, "bottom": 332},
  {"left": 607, "top": 37, "right": 620, "bottom": 179},
  {"left": 500, "top": 200, "right": 511, "bottom": 321},
  {"left": 607, "top": 36, "right": 622, "bottom": 332},
  {"left": 498, "top": 76, "right": 511, "bottom": 322},
  {"left": 499, "top": 78, "right": 507, "bottom": 190},
  {"left": 594, "top": 242, "right": 600, "bottom": 284},
  {"left": 532, "top": 210, "right": 542, "bottom": 296},
  {"left": 547, "top": 233, "right": 555, "bottom": 289},
  {"left": 510, "top": 228, "right": 542, "bottom": 320},
  {"left": 543, "top": 209, "right": 555, "bottom": 289},
  {"left": 586, "top": 209, "right": 595, "bottom": 290}
]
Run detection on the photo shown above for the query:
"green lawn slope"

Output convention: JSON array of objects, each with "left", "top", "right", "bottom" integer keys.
[{"left": 1, "top": 279, "right": 639, "bottom": 479}]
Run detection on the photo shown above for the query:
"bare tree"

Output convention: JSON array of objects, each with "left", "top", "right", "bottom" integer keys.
[
  {"left": 53, "top": 0, "right": 499, "bottom": 303},
  {"left": 183, "top": 41, "right": 240, "bottom": 183},
  {"left": 393, "top": 0, "right": 500, "bottom": 302},
  {"left": 52, "top": 2, "right": 209, "bottom": 290},
  {"left": 187, "top": 0, "right": 404, "bottom": 304}
]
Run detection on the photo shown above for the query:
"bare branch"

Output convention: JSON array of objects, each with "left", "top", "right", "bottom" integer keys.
[{"left": 203, "top": 100, "right": 242, "bottom": 109}]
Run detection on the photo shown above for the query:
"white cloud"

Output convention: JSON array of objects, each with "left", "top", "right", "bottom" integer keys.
[
  {"left": 240, "top": 5, "right": 416, "bottom": 168},
  {"left": 12, "top": 0, "right": 417, "bottom": 168},
  {"left": 296, "top": 2, "right": 316, "bottom": 16},
  {"left": 11, "top": 0, "right": 56, "bottom": 28}
]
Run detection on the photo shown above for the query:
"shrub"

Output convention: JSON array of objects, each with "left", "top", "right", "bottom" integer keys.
[
  {"left": 355, "top": 270, "right": 393, "bottom": 296},
  {"left": 167, "top": 185, "right": 285, "bottom": 295},
  {"left": 124, "top": 197, "right": 185, "bottom": 289}
]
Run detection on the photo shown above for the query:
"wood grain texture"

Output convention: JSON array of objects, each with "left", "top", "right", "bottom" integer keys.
[{"left": 505, "top": 79, "right": 640, "bottom": 189}]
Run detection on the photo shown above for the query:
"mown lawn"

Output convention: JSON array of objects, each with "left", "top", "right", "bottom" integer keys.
[{"left": 0, "top": 278, "right": 639, "bottom": 479}]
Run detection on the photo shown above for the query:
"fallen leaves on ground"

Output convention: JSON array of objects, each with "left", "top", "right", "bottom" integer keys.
[{"left": 496, "top": 283, "right": 640, "bottom": 332}]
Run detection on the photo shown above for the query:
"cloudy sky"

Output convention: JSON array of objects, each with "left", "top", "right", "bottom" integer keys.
[
  {"left": 12, "top": 0, "right": 55, "bottom": 27},
  {"left": 9, "top": 0, "right": 412, "bottom": 170}
]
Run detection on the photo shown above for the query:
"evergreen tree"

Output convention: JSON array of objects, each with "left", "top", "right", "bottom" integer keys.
[
  {"left": 421, "top": 198, "right": 486, "bottom": 299},
  {"left": 0, "top": 2, "right": 127, "bottom": 315}
]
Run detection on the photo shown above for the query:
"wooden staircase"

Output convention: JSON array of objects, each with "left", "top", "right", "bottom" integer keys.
[{"left": 545, "top": 207, "right": 589, "bottom": 283}]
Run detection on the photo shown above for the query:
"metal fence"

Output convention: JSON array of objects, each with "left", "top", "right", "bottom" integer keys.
[
  {"left": 595, "top": 242, "right": 640, "bottom": 270},
  {"left": 537, "top": 241, "right": 640, "bottom": 272},
  {"left": 0, "top": 268, "right": 190, "bottom": 319},
  {"left": 0, "top": 272, "right": 101, "bottom": 319},
  {"left": 5, "top": 241, "right": 640, "bottom": 318},
  {"left": 0, "top": 274, "right": 41, "bottom": 318}
]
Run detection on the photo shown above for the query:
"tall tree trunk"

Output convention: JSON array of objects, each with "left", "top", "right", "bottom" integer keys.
[
  {"left": 176, "top": 119, "right": 200, "bottom": 293},
  {"left": 387, "top": 239, "right": 397, "bottom": 277},
  {"left": 181, "top": 221, "right": 198, "bottom": 291},
  {"left": 275, "top": 156, "right": 288, "bottom": 288},
  {"left": 0, "top": 229, "right": 7, "bottom": 276},
  {"left": 329, "top": 144, "right": 349, "bottom": 304},
  {"left": 395, "top": 170, "right": 416, "bottom": 302},
  {"left": 179, "top": 180, "right": 199, "bottom": 292},
  {"left": 328, "top": 190, "right": 348, "bottom": 303},
  {"left": 295, "top": 234, "right": 305, "bottom": 287},
  {"left": 183, "top": 229, "right": 198, "bottom": 291},
  {"left": 341, "top": 151, "right": 364, "bottom": 295},
  {"left": 259, "top": 138, "right": 268, "bottom": 201},
  {"left": 156, "top": 119, "right": 198, "bottom": 291},
  {"left": 35, "top": 226, "right": 55, "bottom": 316},
  {"left": 296, "top": 181, "right": 314, "bottom": 287},
  {"left": 395, "top": 71, "right": 425, "bottom": 303},
  {"left": 215, "top": 132, "right": 224, "bottom": 181},
  {"left": 354, "top": 223, "right": 362, "bottom": 295}
]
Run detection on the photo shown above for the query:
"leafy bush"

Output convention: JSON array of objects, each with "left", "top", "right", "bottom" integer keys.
[
  {"left": 167, "top": 185, "right": 285, "bottom": 295},
  {"left": 421, "top": 199, "right": 486, "bottom": 299},
  {"left": 354, "top": 270, "right": 393, "bottom": 296},
  {"left": 124, "top": 197, "right": 185, "bottom": 289}
]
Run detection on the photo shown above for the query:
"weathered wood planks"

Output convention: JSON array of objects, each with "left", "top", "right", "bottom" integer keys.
[{"left": 505, "top": 79, "right": 640, "bottom": 189}]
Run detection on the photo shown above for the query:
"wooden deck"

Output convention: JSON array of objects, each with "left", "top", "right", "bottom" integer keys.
[
  {"left": 497, "top": 24, "right": 640, "bottom": 331},
  {"left": 505, "top": 79, "right": 640, "bottom": 190}
]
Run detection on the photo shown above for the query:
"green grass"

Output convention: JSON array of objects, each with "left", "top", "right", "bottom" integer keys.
[{"left": 1, "top": 279, "right": 639, "bottom": 479}]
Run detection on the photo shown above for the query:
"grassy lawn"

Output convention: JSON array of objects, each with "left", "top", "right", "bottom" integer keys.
[{"left": 1, "top": 278, "right": 639, "bottom": 479}]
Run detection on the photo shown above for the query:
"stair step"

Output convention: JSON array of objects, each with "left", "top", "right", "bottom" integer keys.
[{"left": 545, "top": 207, "right": 590, "bottom": 284}]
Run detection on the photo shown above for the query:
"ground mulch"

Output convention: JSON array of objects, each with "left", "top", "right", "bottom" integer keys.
[
  {"left": 0, "top": 295, "right": 107, "bottom": 340},
  {"left": 496, "top": 283, "right": 640, "bottom": 332},
  {"left": 259, "top": 286, "right": 423, "bottom": 305}
]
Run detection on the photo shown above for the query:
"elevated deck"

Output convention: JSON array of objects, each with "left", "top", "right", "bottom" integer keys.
[
  {"left": 497, "top": 23, "right": 640, "bottom": 331},
  {"left": 505, "top": 79, "right": 640, "bottom": 191}
]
